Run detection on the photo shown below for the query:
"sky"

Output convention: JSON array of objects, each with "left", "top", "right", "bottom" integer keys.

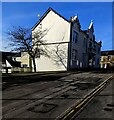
[{"left": 1, "top": 2, "right": 112, "bottom": 51}]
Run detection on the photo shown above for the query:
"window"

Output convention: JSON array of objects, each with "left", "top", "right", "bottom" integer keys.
[
  {"left": 77, "top": 60, "right": 79, "bottom": 66},
  {"left": 22, "top": 64, "right": 27, "bottom": 68},
  {"left": 87, "top": 34, "right": 89, "bottom": 39},
  {"left": 98, "top": 47, "right": 100, "bottom": 54},
  {"left": 89, "top": 42, "right": 92, "bottom": 48},
  {"left": 83, "top": 38, "right": 86, "bottom": 48},
  {"left": 73, "top": 31, "right": 78, "bottom": 43},
  {"left": 93, "top": 35, "right": 95, "bottom": 41},
  {"left": 108, "top": 56, "right": 111, "bottom": 60},
  {"left": 13, "top": 57, "right": 16, "bottom": 61},
  {"left": 82, "top": 53, "right": 86, "bottom": 60},
  {"left": 80, "top": 62, "right": 82, "bottom": 67},
  {"left": 72, "top": 49, "right": 77, "bottom": 61},
  {"left": 97, "top": 58, "right": 99, "bottom": 65}
]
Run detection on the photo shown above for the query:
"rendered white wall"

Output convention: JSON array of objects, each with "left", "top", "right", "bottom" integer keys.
[
  {"left": 35, "top": 43, "right": 68, "bottom": 71},
  {"left": 32, "top": 10, "right": 70, "bottom": 71}
]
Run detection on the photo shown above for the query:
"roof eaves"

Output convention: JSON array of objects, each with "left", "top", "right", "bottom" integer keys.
[
  {"left": 81, "top": 30, "right": 87, "bottom": 35},
  {"left": 101, "top": 50, "right": 114, "bottom": 55},
  {"left": 32, "top": 7, "right": 70, "bottom": 31}
]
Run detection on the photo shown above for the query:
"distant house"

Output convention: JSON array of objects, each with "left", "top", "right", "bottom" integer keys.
[
  {"left": 100, "top": 50, "right": 114, "bottom": 68},
  {"left": 32, "top": 7, "right": 102, "bottom": 72},
  {"left": 21, "top": 51, "right": 32, "bottom": 71},
  {"left": 1, "top": 51, "right": 32, "bottom": 73},
  {"left": 1, "top": 51, "right": 21, "bottom": 73},
  {"left": 21, "top": 52, "right": 31, "bottom": 67}
]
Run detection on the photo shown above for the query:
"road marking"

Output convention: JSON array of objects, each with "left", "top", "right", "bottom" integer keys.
[{"left": 56, "top": 74, "right": 114, "bottom": 120}]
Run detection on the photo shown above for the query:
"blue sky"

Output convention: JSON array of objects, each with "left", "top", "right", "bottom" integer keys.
[{"left": 2, "top": 2, "right": 112, "bottom": 51}]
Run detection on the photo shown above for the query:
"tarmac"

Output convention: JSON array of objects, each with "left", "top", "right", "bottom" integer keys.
[
  {"left": 2, "top": 71, "right": 114, "bottom": 119},
  {"left": 75, "top": 80, "right": 113, "bottom": 119}
]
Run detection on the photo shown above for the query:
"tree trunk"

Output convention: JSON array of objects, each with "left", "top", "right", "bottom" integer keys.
[{"left": 32, "top": 57, "right": 36, "bottom": 72}]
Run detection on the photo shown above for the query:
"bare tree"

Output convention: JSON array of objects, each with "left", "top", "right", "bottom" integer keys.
[{"left": 7, "top": 26, "right": 49, "bottom": 72}]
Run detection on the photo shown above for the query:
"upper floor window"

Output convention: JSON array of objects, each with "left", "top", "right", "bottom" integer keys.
[
  {"left": 13, "top": 57, "right": 16, "bottom": 61},
  {"left": 89, "top": 42, "right": 92, "bottom": 48},
  {"left": 94, "top": 44, "right": 96, "bottom": 49},
  {"left": 83, "top": 38, "right": 86, "bottom": 48},
  {"left": 73, "top": 31, "right": 78, "bottom": 43},
  {"left": 98, "top": 47, "right": 100, "bottom": 54},
  {"left": 93, "top": 35, "right": 95, "bottom": 41},
  {"left": 87, "top": 34, "right": 89, "bottom": 39}
]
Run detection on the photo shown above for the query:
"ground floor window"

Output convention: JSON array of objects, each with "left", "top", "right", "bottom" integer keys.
[
  {"left": 72, "top": 49, "right": 77, "bottom": 61},
  {"left": 97, "top": 58, "right": 99, "bottom": 65}
]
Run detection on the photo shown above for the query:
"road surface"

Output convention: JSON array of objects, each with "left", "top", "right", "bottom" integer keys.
[{"left": 2, "top": 71, "right": 114, "bottom": 119}]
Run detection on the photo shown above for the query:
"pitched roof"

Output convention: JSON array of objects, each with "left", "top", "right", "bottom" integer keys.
[
  {"left": 7, "top": 57, "right": 21, "bottom": 67},
  {"left": 1, "top": 51, "right": 21, "bottom": 67},
  {"left": 32, "top": 7, "right": 70, "bottom": 31},
  {"left": 0, "top": 51, "right": 21, "bottom": 57},
  {"left": 101, "top": 50, "right": 114, "bottom": 56}
]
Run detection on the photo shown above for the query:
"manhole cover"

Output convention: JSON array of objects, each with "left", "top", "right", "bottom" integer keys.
[{"left": 27, "top": 103, "right": 58, "bottom": 113}]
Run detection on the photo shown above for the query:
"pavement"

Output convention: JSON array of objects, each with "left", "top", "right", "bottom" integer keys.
[
  {"left": 2, "top": 71, "right": 75, "bottom": 90},
  {"left": 2, "top": 71, "right": 114, "bottom": 119}
]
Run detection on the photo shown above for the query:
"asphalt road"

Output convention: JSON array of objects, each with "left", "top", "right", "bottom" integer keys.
[
  {"left": 2, "top": 71, "right": 114, "bottom": 119},
  {"left": 75, "top": 80, "right": 113, "bottom": 119}
]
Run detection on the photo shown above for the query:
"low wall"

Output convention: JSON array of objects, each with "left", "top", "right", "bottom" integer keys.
[
  {"left": 11, "top": 67, "right": 32, "bottom": 73},
  {"left": 2, "top": 67, "right": 32, "bottom": 73}
]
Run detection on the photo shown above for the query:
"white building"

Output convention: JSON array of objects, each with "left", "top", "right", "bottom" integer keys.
[{"left": 32, "top": 7, "right": 102, "bottom": 72}]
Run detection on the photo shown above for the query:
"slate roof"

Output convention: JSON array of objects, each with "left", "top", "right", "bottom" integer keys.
[
  {"left": 101, "top": 50, "right": 114, "bottom": 56},
  {"left": 0, "top": 51, "right": 21, "bottom": 67}
]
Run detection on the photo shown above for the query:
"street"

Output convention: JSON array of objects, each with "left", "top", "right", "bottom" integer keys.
[
  {"left": 2, "top": 71, "right": 114, "bottom": 119},
  {"left": 75, "top": 80, "right": 113, "bottom": 119}
]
